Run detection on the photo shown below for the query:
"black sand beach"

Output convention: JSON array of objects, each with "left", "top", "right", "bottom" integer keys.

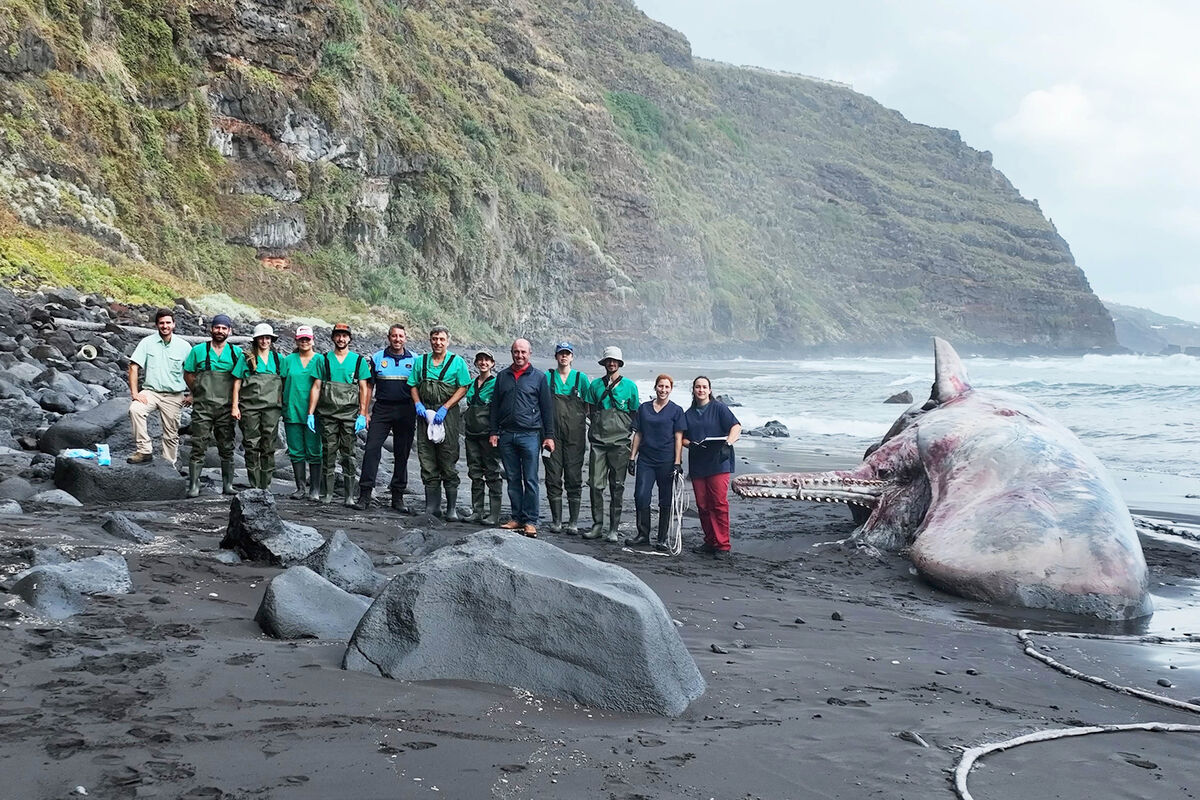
[{"left": 3, "top": 443, "right": 1200, "bottom": 800}]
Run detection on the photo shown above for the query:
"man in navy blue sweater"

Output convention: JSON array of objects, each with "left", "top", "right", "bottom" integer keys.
[{"left": 489, "top": 339, "right": 555, "bottom": 536}]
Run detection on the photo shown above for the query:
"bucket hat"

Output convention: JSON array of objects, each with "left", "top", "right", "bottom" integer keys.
[
  {"left": 251, "top": 323, "right": 278, "bottom": 340},
  {"left": 598, "top": 346, "right": 624, "bottom": 367}
]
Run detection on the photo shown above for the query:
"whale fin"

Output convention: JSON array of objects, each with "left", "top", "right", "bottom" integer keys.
[{"left": 932, "top": 338, "right": 971, "bottom": 402}]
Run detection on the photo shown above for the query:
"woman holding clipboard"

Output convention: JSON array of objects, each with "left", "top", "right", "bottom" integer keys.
[{"left": 682, "top": 376, "right": 742, "bottom": 559}]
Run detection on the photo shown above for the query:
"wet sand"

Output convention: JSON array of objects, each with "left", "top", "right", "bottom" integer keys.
[{"left": 2, "top": 448, "right": 1200, "bottom": 799}]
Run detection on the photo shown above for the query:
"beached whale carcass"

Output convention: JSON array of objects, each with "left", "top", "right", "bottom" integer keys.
[{"left": 732, "top": 338, "right": 1152, "bottom": 621}]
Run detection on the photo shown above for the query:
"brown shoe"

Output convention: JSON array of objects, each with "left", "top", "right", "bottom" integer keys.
[
  {"left": 126, "top": 452, "right": 153, "bottom": 464},
  {"left": 522, "top": 524, "right": 538, "bottom": 538},
  {"left": 499, "top": 520, "right": 521, "bottom": 530}
]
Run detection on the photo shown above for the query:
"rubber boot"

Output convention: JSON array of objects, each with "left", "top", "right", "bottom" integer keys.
[
  {"left": 466, "top": 483, "right": 485, "bottom": 523},
  {"left": 625, "top": 506, "right": 651, "bottom": 547},
  {"left": 564, "top": 496, "right": 581, "bottom": 535},
  {"left": 221, "top": 460, "right": 236, "bottom": 495},
  {"left": 306, "top": 464, "right": 321, "bottom": 501},
  {"left": 604, "top": 498, "right": 622, "bottom": 542},
  {"left": 390, "top": 492, "right": 409, "bottom": 514},
  {"left": 289, "top": 462, "right": 307, "bottom": 499},
  {"left": 484, "top": 490, "right": 502, "bottom": 527},
  {"left": 655, "top": 509, "right": 671, "bottom": 551},
  {"left": 444, "top": 485, "right": 460, "bottom": 521},
  {"left": 343, "top": 472, "right": 358, "bottom": 508},
  {"left": 584, "top": 488, "right": 605, "bottom": 539},
  {"left": 262, "top": 461, "right": 275, "bottom": 491},
  {"left": 354, "top": 487, "right": 372, "bottom": 511},
  {"left": 186, "top": 462, "right": 202, "bottom": 498},
  {"left": 424, "top": 483, "right": 442, "bottom": 517},
  {"left": 548, "top": 497, "right": 562, "bottom": 533},
  {"left": 320, "top": 464, "right": 334, "bottom": 504}
]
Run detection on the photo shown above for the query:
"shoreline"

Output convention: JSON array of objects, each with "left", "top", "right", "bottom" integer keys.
[{"left": 3, "top": 443, "right": 1200, "bottom": 797}]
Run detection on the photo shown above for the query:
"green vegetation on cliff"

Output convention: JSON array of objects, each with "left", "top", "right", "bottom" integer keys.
[{"left": 0, "top": 0, "right": 1115, "bottom": 351}]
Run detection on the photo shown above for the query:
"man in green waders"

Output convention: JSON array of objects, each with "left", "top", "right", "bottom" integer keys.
[
  {"left": 184, "top": 314, "right": 243, "bottom": 497},
  {"left": 280, "top": 326, "right": 322, "bottom": 500},
  {"left": 463, "top": 349, "right": 503, "bottom": 525},
  {"left": 583, "top": 346, "right": 640, "bottom": 542},
  {"left": 544, "top": 341, "right": 590, "bottom": 533},
  {"left": 231, "top": 323, "right": 284, "bottom": 490},
  {"left": 306, "top": 323, "right": 371, "bottom": 505},
  {"left": 407, "top": 326, "right": 470, "bottom": 519}
]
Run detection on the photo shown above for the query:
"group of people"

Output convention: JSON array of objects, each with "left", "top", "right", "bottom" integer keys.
[{"left": 126, "top": 310, "right": 741, "bottom": 557}]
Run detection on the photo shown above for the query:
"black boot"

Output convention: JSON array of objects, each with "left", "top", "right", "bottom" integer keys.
[
  {"left": 306, "top": 464, "right": 321, "bottom": 501},
  {"left": 289, "top": 462, "right": 307, "bottom": 499},
  {"left": 564, "top": 496, "right": 581, "bottom": 535},
  {"left": 424, "top": 484, "right": 442, "bottom": 517},
  {"left": 548, "top": 497, "right": 562, "bottom": 533},
  {"left": 444, "top": 485, "right": 460, "bottom": 521},
  {"left": 186, "top": 462, "right": 202, "bottom": 498},
  {"left": 390, "top": 491, "right": 409, "bottom": 514},
  {"left": 354, "top": 488, "right": 372, "bottom": 511},
  {"left": 220, "top": 460, "right": 236, "bottom": 495},
  {"left": 483, "top": 491, "right": 502, "bottom": 526},
  {"left": 655, "top": 508, "right": 672, "bottom": 551},
  {"left": 625, "top": 506, "right": 652, "bottom": 547}
]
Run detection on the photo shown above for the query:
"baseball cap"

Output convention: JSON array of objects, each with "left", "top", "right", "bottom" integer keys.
[
  {"left": 555, "top": 341, "right": 574, "bottom": 354},
  {"left": 475, "top": 349, "right": 495, "bottom": 361},
  {"left": 332, "top": 323, "right": 352, "bottom": 338},
  {"left": 295, "top": 325, "right": 314, "bottom": 340}
]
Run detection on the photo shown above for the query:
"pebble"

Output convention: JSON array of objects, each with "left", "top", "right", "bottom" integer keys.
[
  {"left": 794, "top": 617, "right": 806, "bottom": 624},
  {"left": 148, "top": 596, "right": 169, "bottom": 605},
  {"left": 935, "top": 669, "right": 948, "bottom": 675},
  {"left": 831, "top": 611, "right": 843, "bottom": 621},
  {"left": 1156, "top": 678, "right": 1173, "bottom": 688},
  {"left": 732, "top": 621, "right": 745, "bottom": 630},
  {"left": 965, "top": 668, "right": 979, "bottom": 676},
  {"left": 710, "top": 644, "right": 729, "bottom": 654}
]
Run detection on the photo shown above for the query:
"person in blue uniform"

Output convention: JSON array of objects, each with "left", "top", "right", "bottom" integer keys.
[{"left": 356, "top": 324, "right": 417, "bottom": 511}]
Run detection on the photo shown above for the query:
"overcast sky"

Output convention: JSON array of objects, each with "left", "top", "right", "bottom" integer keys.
[{"left": 635, "top": 0, "right": 1200, "bottom": 323}]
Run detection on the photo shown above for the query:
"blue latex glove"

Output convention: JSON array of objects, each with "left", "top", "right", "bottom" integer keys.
[
  {"left": 415, "top": 401, "right": 427, "bottom": 418},
  {"left": 306, "top": 414, "right": 316, "bottom": 433},
  {"left": 354, "top": 414, "right": 367, "bottom": 433},
  {"left": 432, "top": 406, "right": 448, "bottom": 425}
]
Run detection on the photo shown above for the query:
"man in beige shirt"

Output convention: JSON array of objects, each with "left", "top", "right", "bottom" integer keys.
[{"left": 127, "top": 308, "right": 193, "bottom": 464}]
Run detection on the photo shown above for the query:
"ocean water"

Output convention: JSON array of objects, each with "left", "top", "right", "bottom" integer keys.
[{"left": 620, "top": 352, "right": 1200, "bottom": 482}]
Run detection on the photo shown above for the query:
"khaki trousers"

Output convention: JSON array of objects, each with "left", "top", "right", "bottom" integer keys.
[{"left": 129, "top": 390, "right": 185, "bottom": 463}]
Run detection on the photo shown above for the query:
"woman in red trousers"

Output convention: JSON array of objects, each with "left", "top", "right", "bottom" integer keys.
[{"left": 682, "top": 376, "right": 742, "bottom": 559}]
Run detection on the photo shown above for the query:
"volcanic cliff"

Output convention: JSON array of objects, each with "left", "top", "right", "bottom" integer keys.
[{"left": 0, "top": 0, "right": 1116, "bottom": 352}]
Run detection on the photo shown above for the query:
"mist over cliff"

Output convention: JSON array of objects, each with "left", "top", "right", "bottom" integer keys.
[{"left": 0, "top": 0, "right": 1116, "bottom": 352}]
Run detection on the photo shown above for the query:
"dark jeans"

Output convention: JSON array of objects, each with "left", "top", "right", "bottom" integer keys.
[
  {"left": 359, "top": 401, "right": 415, "bottom": 493},
  {"left": 499, "top": 431, "right": 541, "bottom": 525},
  {"left": 634, "top": 460, "right": 674, "bottom": 511}
]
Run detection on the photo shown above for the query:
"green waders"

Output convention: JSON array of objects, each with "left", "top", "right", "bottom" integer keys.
[
  {"left": 415, "top": 367, "right": 463, "bottom": 519},
  {"left": 317, "top": 379, "right": 361, "bottom": 506},
  {"left": 544, "top": 387, "right": 587, "bottom": 532},
  {"left": 463, "top": 381, "right": 502, "bottom": 524},
  {"left": 585, "top": 405, "right": 633, "bottom": 541},
  {"left": 190, "top": 351, "right": 238, "bottom": 496},
  {"left": 238, "top": 354, "right": 283, "bottom": 490}
]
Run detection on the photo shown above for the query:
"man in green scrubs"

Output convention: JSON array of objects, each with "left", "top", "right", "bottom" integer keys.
[
  {"left": 183, "top": 314, "right": 242, "bottom": 497},
  {"left": 306, "top": 323, "right": 371, "bottom": 505},
  {"left": 583, "top": 346, "right": 640, "bottom": 542},
  {"left": 280, "top": 326, "right": 322, "bottom": 500},
  {"left": 544, "top": 341, "right": 590, "bottom": 533},
  {"left": 407, "top": 326, "right": 470, "bottom": 519},
  {"left": 232, "top": 323, "right": 284, "bottom": 490}
]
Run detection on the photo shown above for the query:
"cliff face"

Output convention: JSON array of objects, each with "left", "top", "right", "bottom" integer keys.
[{"left": 0, "top": 0, "right": 1116, "bottom": 351}]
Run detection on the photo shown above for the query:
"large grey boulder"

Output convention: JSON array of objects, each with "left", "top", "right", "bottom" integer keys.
[
  {"left": 255, "top": 566, "right": 371, "bottom": 640},
  {"left": 100, "top": 511, "right": 156, "bottom": 544},
  {"left": 220, "top": 490, "right": 324, "bottom": 565},
  {"left": 0, "top": 499, "right": 21, "bottom": 515},
  {"left": 300, "top": 529, "right": 387, "bottom": 596},
  {"left": 12, "top": 552, "right": 133, "bottom": 618},
  {"left": 38, "top": 397, "right": 130, "bottom": 454},
  {"left": 54, "top": 456, "right": 186, "bottom": 504},
  {"left": 343, "top": 532, "right": 706, "bottom": 716},
  {"left": 0, "top": 476, "right": 36, "bottom": 501}
]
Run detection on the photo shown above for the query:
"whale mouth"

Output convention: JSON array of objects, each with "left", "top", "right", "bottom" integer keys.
[{"left": 732, "top": 471, "right": 884, "bottom": 508}]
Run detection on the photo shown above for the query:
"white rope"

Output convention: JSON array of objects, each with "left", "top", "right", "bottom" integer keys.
[
  {"left": 954, "top": 723, "right": 1200, "bottom": 800},
  {"left": 952, "top": 629, "right": 1200, "bottom": 799}
]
